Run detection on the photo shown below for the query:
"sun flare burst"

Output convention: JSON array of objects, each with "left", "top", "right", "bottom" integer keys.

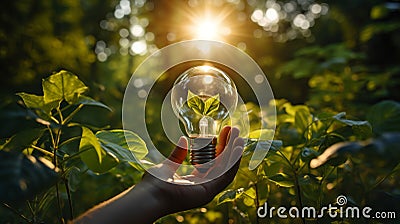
[
  {"left": 194, "top": 19, "right": 218, "bottom": 40},
  {"left": 183, "top": 5, "right": 234, "bottom": 41}
]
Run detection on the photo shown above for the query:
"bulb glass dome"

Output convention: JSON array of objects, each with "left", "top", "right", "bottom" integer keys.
[{"left": 171, "top": 65, "right": 238, "bottom": 138}]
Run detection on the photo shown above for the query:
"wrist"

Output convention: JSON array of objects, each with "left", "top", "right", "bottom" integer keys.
[{"left": 130, "top": 180, "right": 170, "bottom": 222}]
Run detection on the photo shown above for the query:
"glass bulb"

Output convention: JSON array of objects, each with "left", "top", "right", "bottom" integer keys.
[{"left": 171, "top": 65, "right": 238, "bottom": 167}]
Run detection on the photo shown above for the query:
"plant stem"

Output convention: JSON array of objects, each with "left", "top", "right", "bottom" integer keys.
[
  {"left": 2, "top": 203, "right": 31, "bottom": 223},
  {"left": 49, "top": 121, "right": 66, "bottom": 223},
  {"left": 60, "top": 146, "right": 91, "bottom": 165},
  {"left": 293, "top": 170, "right": 305, "bottom": 224},
  {"left": 254, "top": 182, "right": 260, "bottom": 224},
  {"left": 58, "top": 136, "right": 82, "bottom": 148},
  {"left": 318, "top": 166, "right": 335, "bottom": 209},
  {"left": 55, "top": 183, "right": 64, "bottom": 224},
  {"left": 64, "top": 179, "right": 74, "bottom": 221},
  {"left": 31, "top": 145, "right": 54, "bottom": 158},
  {"left": 276, "top": 150, "right": 305, "bottom": 224},
  {"left": 27, "top": 201, "right": 35, "bottom": 222},
  {"left": 63, "top": 104, "right": 84, "bottom": 125}
]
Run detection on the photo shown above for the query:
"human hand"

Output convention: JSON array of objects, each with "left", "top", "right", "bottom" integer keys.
[
  {"left": 136, "top": 126, "right": 244, "bottom": 216},
  {"left": 73, "top": 126, "right": 243, "bottom": 224}
]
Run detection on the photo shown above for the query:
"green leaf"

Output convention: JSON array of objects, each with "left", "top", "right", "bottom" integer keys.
[
  {"left": 204, "top": 94, "right": 220, "bottom": 116},
  {"left": 0, "top": 151, "right": 58, "bottom": 203},
  {"left": 243, "top": 187, "right": 256, "bottom": 206},
  {"left": 333, "top": 112, "right": 369, "bottom": 126},
  {"left": 248, "top": 129, "right": 274, "bottom": 140},
  {"left": 371, "top": 4, "right": 389, "bottom": 20},
  {"left": 301, "top": 147, "right": 320, "bottom": 163},
  {"left": 243, "top": 140, "right": 281, "bottom": 159},
  {"left": 333, "top": 112, "right": 372, "bottom": 138},
  {"left": 43, "top": 70, "right": 88, "bottom": 104},
  {"left": 67, "top": 167, "right": 81, "bottom": 192},
  {"left": 268, "top": 173, "right": 294, "bottom": 187},
  {"left": 77, "top": 95, "right": 112, "bottom": 111},
  {"left": 17, "top": 93, "right": 58, "bottom": 116},
  {"left": 248, "top": 141, "right": 273, "bottom": 170},
  {"left": 0, "top": 128, "right": 45, "bottom": 152},
  {"left": 367, "top": 100, "right": 400, "bottom": 135},
  {"left": 80, "top": 127, "right": 103, "bottom": 162},
  {"left": 96, "top": 129, "right": 148, "bottom": 163},
  {"left": 187, "top": 90, "right": 204, "bottom": 116},
  {"left": 294, "top": 106, "right": 312, "bottom": 132},
  {"left": 79, "top": 127, "right": 118, "bottom": 173},
  {"left": 216, "top": 188, "right": 244, "bottom": 205}
]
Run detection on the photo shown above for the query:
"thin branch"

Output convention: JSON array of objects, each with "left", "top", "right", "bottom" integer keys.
[
  {"left": 2, "top": 203, "right": 31, "bottom": 223},
  {"left": 59, "top": 136, "right": 82, "bottom": 148},
  {"left": 31, "top": 145, "right": 54, "bottom": 158},
  {"left": 55, "top": 183, "right": 64, "bottom": 224},
  {"left": 254, "top": 183, "right": 260, "bottom": 224},
  {"left": 63, "top": 104, "right": 84, "bottom": 125},
  {"left": 64, "top": 179, "right": 74, "bottom": 221},
  {"left": 26, "top": 201, "right": 36, "bottom": 222}
]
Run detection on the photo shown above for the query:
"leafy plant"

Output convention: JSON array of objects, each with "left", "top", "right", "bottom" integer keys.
[
  {"left": 187, "top": 90, "right": 220, "bottom": 116},
  {"left": 209, "top": 100, "right": 400, "bottom": 223},
  {"left": 0, "top": 70, "right": 148, "bottom": 223}
]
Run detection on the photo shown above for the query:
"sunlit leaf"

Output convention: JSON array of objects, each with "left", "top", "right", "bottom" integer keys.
[
  {"left": 294, "top": 106, "right": 312, "bottom": 133},
  {"left": 97, "top": 129, "right": 148, "bottom": 163},
  {"left": 17, "top": 93, "right": 59, "bottom": 119},
  {"left": 0, "top": 128, "right": 45, "bottom": 152},
  {"left": 204, "top": 94, "right": 220, "bottom": 116},
  {"left": 79, "top": 127, "right": 118, "bottom": 173},
  {"left": 248, "top": 141, "right": 272, "bottom": 170},
  {"left": 77, "top": 95, "right": 112, "bottom": 111},
  {"left": 187, "top": 90, "right": 204, "bottom": 116},
  {"left": 248, "top": 129, "right": 274, "bottom": 140},
  {"left": 216, "top": 188, "right": 244, "bottom": 205},
  {"left": 268, "top": 173, "right": 294, "bottom": 187},
  {"left": 43, "top": 70, "right": 88, "bottom": 104}
]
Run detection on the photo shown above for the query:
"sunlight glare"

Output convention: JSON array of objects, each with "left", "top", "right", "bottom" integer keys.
[{"left": 194, "top": 20, "right": 218, "bottom": 40}]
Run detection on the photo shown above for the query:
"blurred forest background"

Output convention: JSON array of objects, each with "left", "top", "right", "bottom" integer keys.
[
  {"left": 2, "top": 0, "right": 399, "bottom": 130},
  {"left": 1, "top": 0, "right": 400, "bottom": 223}
]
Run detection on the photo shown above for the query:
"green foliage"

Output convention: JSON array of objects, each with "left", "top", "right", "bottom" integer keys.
[
  {"left": 187, "top": 90, "right": 220, "bottom": 116},
  {"left": 208, "top": 100, "right": 400, "bottom": 223},
  {"left": 1, "top": 1, "right": 400, "bottom": 223},
  {"left": 366, "top": 100, "right": 400, "bottom": 135},
  {"left": 0, "top": 71, "right": 148, "bottom": 223}
]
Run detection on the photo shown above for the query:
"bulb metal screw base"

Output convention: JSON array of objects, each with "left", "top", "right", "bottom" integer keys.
[{"left": 190, "top": 137, "right": 217, "bottom": 172}]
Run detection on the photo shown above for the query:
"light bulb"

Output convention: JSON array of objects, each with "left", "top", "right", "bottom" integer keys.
[{"left": 171, "top": 65, "right": 238, "bottom": 170}]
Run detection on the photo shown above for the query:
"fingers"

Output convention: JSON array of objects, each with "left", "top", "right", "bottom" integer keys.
[
  {"left": 215, "top": 126, "right": 231, "bottom": 156},
  {"left": 202, "top": 145, "right": 243, "bottom": 196},
  {"left": 205, "top": 137, "right": 243, "bottom": 178},
  {"left": 192, "top": 127, "right": 242, "bottom": 177},
  {"left": 226, "top": 127, "right": 240, "bottom": 152},
  {"left": 167, "top": 137, "right": 188, "bottom": 164},
  {"left": 163, "top": 136, "right": 188, "bottom": 173},
  {"left": 230, "top": 137, "right": 244, "bottom": 162}
]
